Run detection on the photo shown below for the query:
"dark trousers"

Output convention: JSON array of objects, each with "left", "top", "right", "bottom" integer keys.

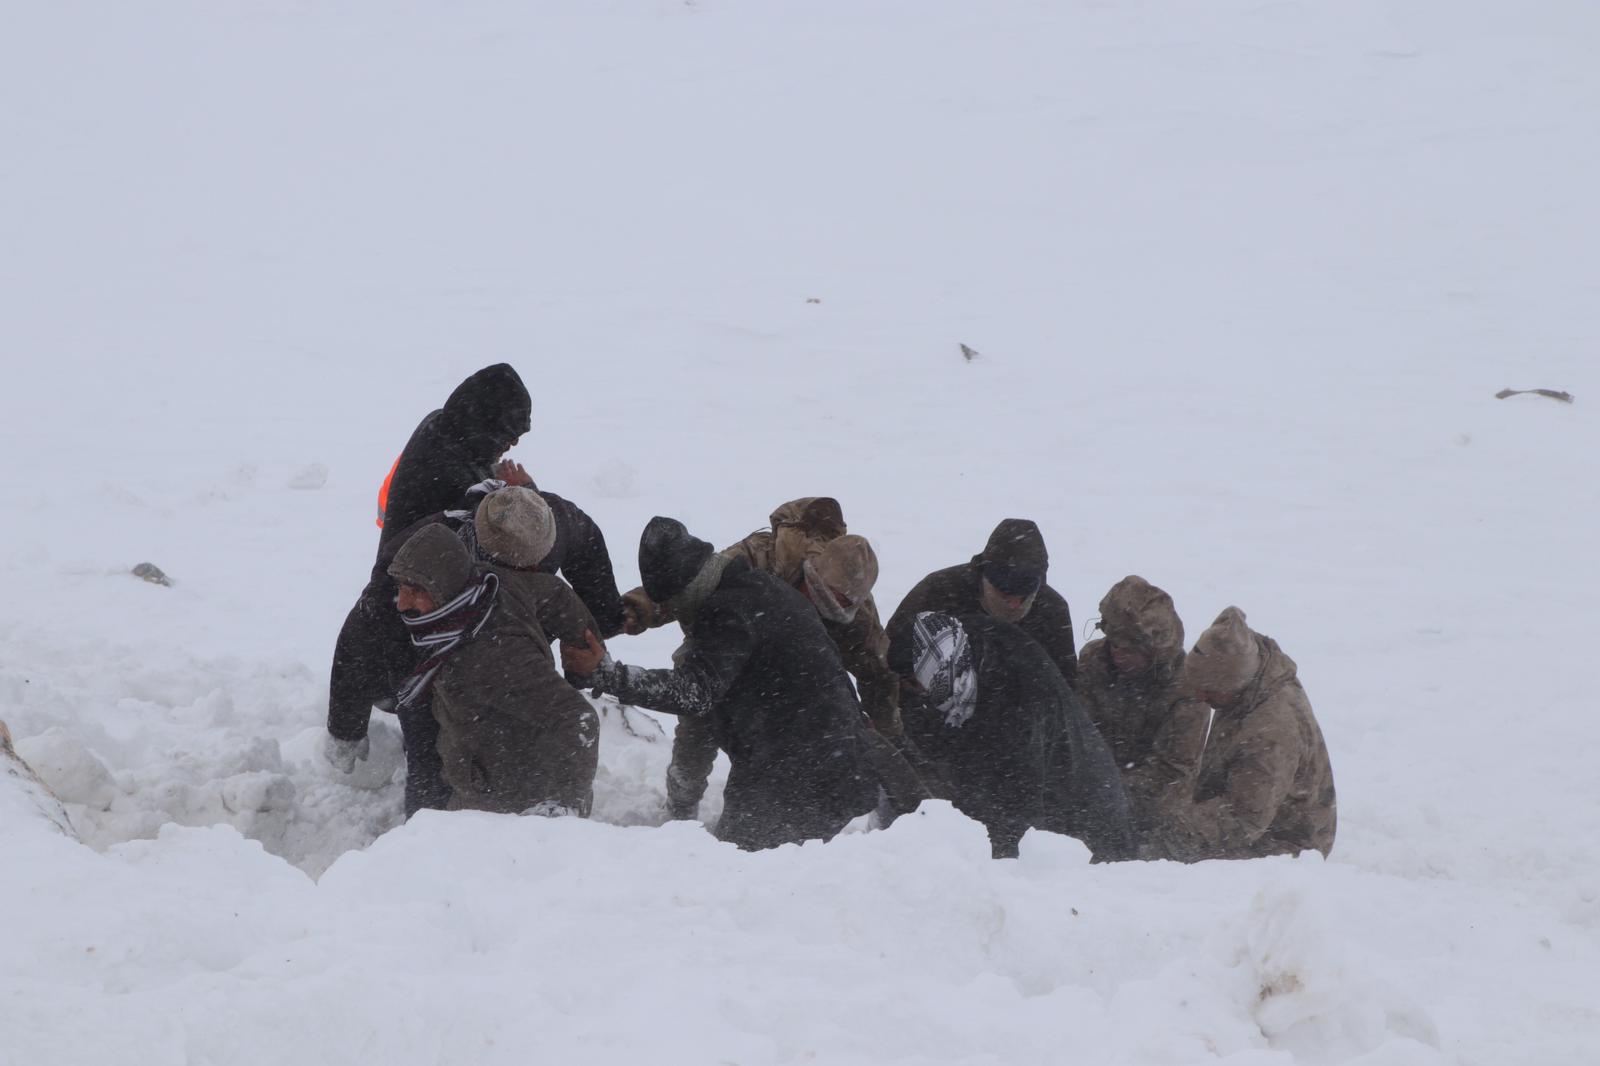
[
  {"left": 327, "top": 574, "right": 452, "bottom": 816},
  {"left": 397, "top": 696, "right": 453, "bottom": 816}
]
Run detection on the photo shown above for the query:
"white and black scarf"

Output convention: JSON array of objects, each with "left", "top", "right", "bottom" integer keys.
[
  {"left": 911, "top": 611, "right": 979, "bottom": 728},
  {"left": 443, "top": 477, "right": 510, "bottom": 558},
  {"left": 396, "top": 572, "right": 500, "bottom": 709}
]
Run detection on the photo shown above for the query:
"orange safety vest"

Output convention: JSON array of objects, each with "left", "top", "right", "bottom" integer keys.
[{"left": 375, "top": 454, "right": 401, "bottom": 528}]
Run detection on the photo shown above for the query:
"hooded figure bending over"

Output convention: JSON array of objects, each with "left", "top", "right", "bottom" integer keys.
[
  {"left": 886, "top": 519, "right": 1078, "bottom": 687},
  {"left": 564, "top": 517, "right": 879, "bottom": 851},
  {"left": 617, "top": 497, "right": 919, "bottom": 821},
  {"left": 888, "top": 612, "right": 1133, "bottom": 860},
  {"left": 1076, "top": 576, "right": 1211, "bottom": 837},
  {"left": 1144, "top": 607, "right": 1336, "bottom": 862}
]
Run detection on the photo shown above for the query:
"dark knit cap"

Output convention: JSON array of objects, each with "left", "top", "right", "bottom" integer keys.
[
  {"left": 979, "top": 518, "right": 1048, "bottom": 594},
  {"left": 638, "top": 517, "right": 714, "bottom": 605},
  {"left": 388, "top": 523, "right": 474, "bottom": 605}
]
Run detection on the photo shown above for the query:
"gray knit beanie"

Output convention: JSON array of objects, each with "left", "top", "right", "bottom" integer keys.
[
  {"left": 474, "top": 487, "right": 557, "bottom": 569},
  {"left": 388, "top": 523, "right": 474, "bottom": 605}
]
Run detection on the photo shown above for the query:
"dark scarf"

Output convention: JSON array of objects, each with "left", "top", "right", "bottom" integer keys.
[
  {"left": 443, "top": 477, "right": 508, "bottom": 559},
  {"left": 396, "top": 572, "right": 500, "bottom": 708}
]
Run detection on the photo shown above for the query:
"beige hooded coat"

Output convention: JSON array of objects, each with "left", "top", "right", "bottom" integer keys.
[{"left": 1149, "top": 608, "right": 1336, "bottom": 861}]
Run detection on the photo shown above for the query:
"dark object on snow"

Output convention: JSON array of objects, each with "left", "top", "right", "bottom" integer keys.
[
  {"left": 959, "top": 343, "right": 980, "bottom": 362},
  {"left": 887, "top": 519, "right": 1078, "bottom": 686},
  {"left": 888, "top": 612, "right": 1133, "bottom": 861},
  {"left": 131, "top": 562, "right": 172, "bottom": 587},
  {"left": 576, "top": 522, "right": 878, "bottom": 850},
  {"left": 1495, "top": 387, "right": 1574, "bottom": 404}
]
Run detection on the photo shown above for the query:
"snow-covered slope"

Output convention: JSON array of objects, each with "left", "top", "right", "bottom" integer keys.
[{"left": 2, "top": 2, "right": 1596, "bottom": 1063}]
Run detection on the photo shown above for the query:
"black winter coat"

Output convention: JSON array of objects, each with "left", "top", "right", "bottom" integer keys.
[
  {"left": 586, "top": 558, "right": 878, "bottom": 850},
  {"left": 888, "top": 564, "right": 1078, "bottom": 686},
  {"left": 378, "top": 364, "right": 531, "bottom": 554},
  {"left": 892, "top": 614, "right": 1132, "bottom": 860}
]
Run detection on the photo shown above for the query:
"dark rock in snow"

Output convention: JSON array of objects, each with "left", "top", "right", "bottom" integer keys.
[{"left": 132, "top": 563, "right": 173, "bottom": 587}]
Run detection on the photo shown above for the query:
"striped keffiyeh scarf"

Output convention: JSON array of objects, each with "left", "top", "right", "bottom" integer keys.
[
  {"left": 396, "top": 572, "right": 500, "bottom": 709},
  {"left": 910, "top": 611, "right": 979, "bottom": 728}
]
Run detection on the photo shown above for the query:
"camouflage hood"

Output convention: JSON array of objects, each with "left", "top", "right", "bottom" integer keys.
[
  {"left": 768, "top": 496, "right": 848, "bottom": 583},
  {"left": 1097, "top": 575, "right": 1185, "bottom": 675}
]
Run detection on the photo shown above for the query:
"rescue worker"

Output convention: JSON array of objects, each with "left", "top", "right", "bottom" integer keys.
[
  {"left": 323, "top": 365, "right": 624, "bottom": 815},
  {"left": 886, "top": 518, "right": 1078, "bottom": 686},
  {"left": 1076, "top": 576, "right": 1211, "bottom": 837},
  {"left": 888, "top": 612, "right": 1132, "bottom": 860},
  {"left": 1144, "top": 607, "right": 1337, "bottom": 861},
  {"left": 619, "top": 497, "right": 904, "bottom": 820},
  {"left": 563, "top": 517, "right": 880, "bottom": 850},
  {"left": 387, "top": 516, "right": 601, "bottom": 816}
]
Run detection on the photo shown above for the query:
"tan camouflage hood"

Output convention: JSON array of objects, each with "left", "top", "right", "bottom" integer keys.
[
  {"left": 807, "top": 534, "right": 879, "bottom": 603},
  {"left": 768, "top": 496, "right": 848, "bottom": 583},
  {"left": 1097, "top": 575, "right": 1185, "bottom": 659}
]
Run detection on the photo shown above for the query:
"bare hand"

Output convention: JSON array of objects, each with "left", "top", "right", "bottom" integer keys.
[
  {"left": 621, "top": 602, "right": 645, "bottom": 636},
  {"left": 493, "top": 459, "right": 534, "bottom": 487},
  {"left": 561, "top": 630, "right": 607, "bottom": 676}
]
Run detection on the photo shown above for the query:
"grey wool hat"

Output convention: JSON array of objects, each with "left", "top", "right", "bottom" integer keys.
[
  {"left": 388, "top": 523, "right": 475, "bottom": 605},
  {"left": 474, "top": 487, "right": 557, "bottom": 569}
]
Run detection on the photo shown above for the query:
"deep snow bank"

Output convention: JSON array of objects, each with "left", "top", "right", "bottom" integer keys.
[{"left": 4, "top": 804, "right": 1446, "bottom": 1066}]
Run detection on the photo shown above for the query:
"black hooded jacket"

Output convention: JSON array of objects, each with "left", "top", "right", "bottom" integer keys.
[
  {"left": 581, "top": 539, "right": 878, "bottom": 850},
  {"left": 886, "top": 519, "right": 1078, "bottom": 685},
  {"left": 889, "top": 613, "right": 1132, "bottom": 860},
  {"left": 378, "top": 364, "right": 532, "bottom": 554}
]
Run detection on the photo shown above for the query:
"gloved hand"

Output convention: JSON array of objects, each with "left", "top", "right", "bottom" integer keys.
[
  {"left": 561, "top": 630, "right": 609, "bottom": 680},
  {"left": 323, "top": 733, "right": 370, "bottom": 774},
  {"left": 620, "top": 588, "right": 660, "bottom": 635}
]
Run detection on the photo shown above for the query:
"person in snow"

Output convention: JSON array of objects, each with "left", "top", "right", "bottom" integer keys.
[
  {"left": 562, "top": 517, "right": 880, "bottom": 851},
  {"left": 1075, "top": 576, "right": 1211, "bottom": 838},
  {"left": 1142, "top": 607, "right": 1336, "bottom": 862},
  {"left": 618, "top": 497, "right": 913, "bottom": 820},
  {"left": 324, "top": 365, "right": 625, "bottom": 815},
  {"left": 387, "top": 517, "right": 602, "bottom": 817},
  {"left": 886, "top": 518, "right": 1078, "bottom": 687},
  {"left": 887, "top": 611, "right": 1132, "bottom": 860}
]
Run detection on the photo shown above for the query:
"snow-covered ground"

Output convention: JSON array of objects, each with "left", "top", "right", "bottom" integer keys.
[{"left": 3, "top": 2, "right": 1597, "bottom": 1063}]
